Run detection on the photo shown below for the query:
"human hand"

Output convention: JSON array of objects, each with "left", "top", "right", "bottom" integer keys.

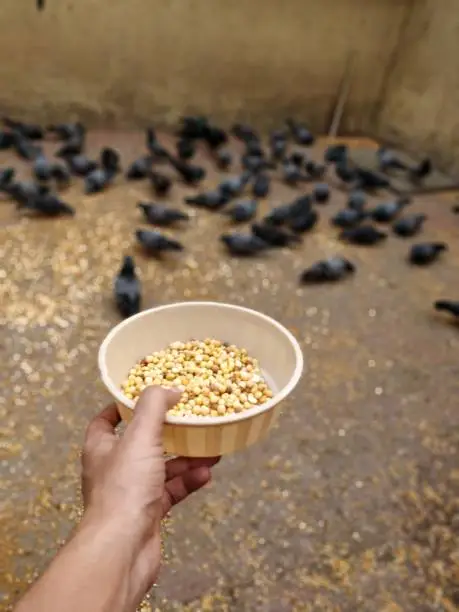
[{"left": 81, "top": 386, "right": 219, "bottom": 606}]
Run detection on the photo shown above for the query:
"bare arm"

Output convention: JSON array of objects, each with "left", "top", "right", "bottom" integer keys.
[{"left": 16, "top": 387, "right": 219, "bottom": 612}]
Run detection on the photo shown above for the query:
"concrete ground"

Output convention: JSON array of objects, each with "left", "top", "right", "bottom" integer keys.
[{"left": 1, "top": 133, "right": 459, "bottom": 612}]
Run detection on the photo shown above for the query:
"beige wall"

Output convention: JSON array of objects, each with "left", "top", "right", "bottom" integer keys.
[
  {"left": 376, "top": 0, "right": 459, "bottom": 171},
  {"left": 0, "top": 0, "right": 407, "bottom": 131}
]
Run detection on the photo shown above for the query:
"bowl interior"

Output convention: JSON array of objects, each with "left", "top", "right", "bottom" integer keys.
[{"left": 99, "top": 302, "right": 303, "bottom": 423}]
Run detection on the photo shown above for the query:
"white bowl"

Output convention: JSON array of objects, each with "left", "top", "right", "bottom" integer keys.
[{"left": 98, "top": 302, "right": 303, "bottom": 456}]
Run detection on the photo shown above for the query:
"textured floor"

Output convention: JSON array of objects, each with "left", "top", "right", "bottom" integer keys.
[{"left": 1, "top": 133, "right": 459, "bottom": 612}]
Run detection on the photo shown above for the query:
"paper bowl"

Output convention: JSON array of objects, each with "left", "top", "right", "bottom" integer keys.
[{"left": 98, "top": 302, "right": 303, "bottom": 457}]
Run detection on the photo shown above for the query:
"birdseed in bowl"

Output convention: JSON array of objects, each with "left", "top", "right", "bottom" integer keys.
[{"left": 121, "top": 338, "right": 273, "bottom": 417}]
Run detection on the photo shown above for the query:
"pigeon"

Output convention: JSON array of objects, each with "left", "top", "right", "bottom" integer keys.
[
  {"left": 2, "top": 180, "right": 48, "bottom": 205},
  {"left": 220, "top": 233, "right": 268, "bottom": 256},
  {"left": 289, "top": 208, "right": 318, "bottom": 233},
  {"left": 231, "top": 124, "right": 259, "bottom": 144},
  {"left": 149, "top": 170, "right": 172, "bottom": 196},
  {"left": 286, "top": 119, "right": 314, "bottom": 146},
  {"left": 264, "top": 195, "right": 312, "bottom": 225},
  {"left": 270, "top": 129, "right": 287, "bottom": 141},
  {"left": 18, "top": 193, "right": 75, "bottom": 217},
  {"left": 202, "top": 124, "right": 228, "bottom": 150},
  {"left": 347, "top": 190, "right": 367, "bottom": 212},
  {"left": 377, "top": 147, "right": 408, "bottom": 172},
  {"left": 56, "top": 134, "right": 85, "bottom": 158},
  {"left": 215, "top": 149, "right": 232, "bottom": 171},
  {"left": 177, "top": 138, "right": 195, "bottom": 160},
  {"left": 264, "top": 203, "right": 297, "bottom": 226},
  {"left": 47, "top": 122, "right": 85, "bottom": 141},
  {"left": 185, "top": 190, "right": 229, "bottom": 210},
  {"left": 409, "top": 242, "right": 447, "bottom": 266},
  {"left": 4, "top": 117, "right": 43, "bottom": 140},
  {"left": 0, "top": 167, "right": 15, "bottom": 188},
  {"left": 393, "top": 214, "right": 426, "bottom": 237},
  {"left": 0, "top": 131, "right": 16, "bottom": 150},
  {"left": 289, "top": 152, "right": 305, "bottom": 168},
  {"left": 225, "top": 199, "right": 258, "bottom": 223},
  {"left": 270, "top": 136, "right": 287, "bottom": 162},
  {"left": 340, "top": 225, "right": 387, "bottom": 245},
  {"left": 252, "top": 222, "right": 301, "bottom": 247},
  {"left": 356, "top": 168, "right": 390, "bottom": 191},
  {"left": 282, "top": 161, "right": 306, "bottom": 186},
  {"left": 434, "top": 300, "right": 459, "bottom": 319},
  {"left": 178, "top": 116, "right": 209, "bottom": 140},
  {"left": 126, "top": 156, "right": 152, "bottom": 180},
  {"left": 146, "top": 128, "right": 169, "bottom": 159},
  {"left": 305, "top": 160, "right": 326, "bottom": 180},
  {"left": 85, "top": 168, "right": 112, "bottom": 194},
  {"left": 33, "top": 155, "right": 54, "bottom": 181},
  {"left": 252, "top": 173, "right": 270, "bottom": 198},
  {"left": 137, "top": 202, "right": 189, "bottom": 226},
  {"left": 409, "top": 158, "right": 432, "bottom": 182},
  {"left": 313, "top": 183, "right": 330, "bottom": 204},
  {"left": 13, "top": 134, "right": 42, "bottom": 161},
  {"left": 335, "top": 161, "right": 357, "bottom": 184},
  {"left": 288, "top": 195, "right": 314, "bottom": 219},
  {"left": 324, "top": 144, "right": 348, "bottom": 163},
  {"left": 51, "top": 164, "right": 71, "bottom": 189},
  {"left": 300, "top": 257, "right": 355, "bottom": 284},
  {"left": 101, "top": 147, "right": 121, "bottom": 174},
  {"left": 168, "top": 156, "right": 205, "bottom": 184},
  {"left": 114, "top": 255, "right": 141, "bottom": 318},
  {"left": 218, "top": 172, "right": 251, "bottom": 198},
  {"left": 245, "top": 139, "right": 264, "bottom": 158},
  {"left": 85, "top": 152, "right": 119, "bottom": 194},
  {"left": 370, "top": 198, "right": 410, "bottom": 223},
  {"left": 65, "top": 154, "right": 98, "bottom": 176},
  {"left": 331, "top": 208, "right": 365, "bottom": 229},
  {"left": 136, "top": 229, "right": 184, "bottom": 254},
  {"left": 242, "top": 154, "right": 273, "bottom": 173}
]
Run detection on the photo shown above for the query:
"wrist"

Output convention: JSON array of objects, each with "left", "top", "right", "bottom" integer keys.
[
  {"left": 79, "top": 507, "right": 161, "bottom": 610},
  {"left": 80, "top": 506, "right": 141, "bottom": 553}
]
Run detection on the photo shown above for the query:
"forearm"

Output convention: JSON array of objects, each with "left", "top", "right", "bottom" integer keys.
[{"left": 16, "top": 513, "right": 139, "bottom": 612}]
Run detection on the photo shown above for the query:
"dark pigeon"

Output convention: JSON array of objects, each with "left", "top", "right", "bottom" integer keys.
[
  {"left": 409, "top": 242, "right": 447, "bottom": 266},
  {"left": 340, "top": 225, "right": 387, "bottom": 246},
  {"left": 137, "top": 202, "right": 189, "bottom": 226},
  {"left": 114, "top": 255, "right": 141, "bottom": 319},
  {"left": 225, "top": 199, "right": 258, "bottom": 223},
  {"left": 252, "top": 173, "right": 270, "bottom": 198},
  {"left": 300, "top": 257, "right": 355, "bottom": 284},
  {"left": 289, "top": 208, "right": 318, "bottom": 233},
  {"left": 347, "top": 190, "right": 367, "bottom": 212},
  {"left": 252, "top": 222, "right": 301, "bottom": 247},
  {"left": 220, "top": 233, "right": 268, "bottom": 256},
  {"left": 18, "top": 193, "right": 75, "bottom": 217},
  {"left": 136, "top": 229, "right": 184, "bottom": 254},
  {"left": 185, "top": 190, "right": 229, "bottom": 210},
  {"left": 126, "top": 156, "right": 152, "bottom": 180},
  {"left": 392, "top": 214, "right": 426, "bottom": 237},
  {"left": 370, "top": 198, "right": 410, "bottom": 223},
  {"left": 149, "top": 170, "right": 172, "bottom": 196},
  {"left": 313, "top": 183, "right": 330, "bottom": 204},
  {"left": 331, "top": 208, "right": 365, "bottom": 229},
  {"left": 434, "top": 300, "right": 459, "bottom": 319}
]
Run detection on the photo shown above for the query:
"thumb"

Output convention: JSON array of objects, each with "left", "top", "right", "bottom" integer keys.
[{"left": 126, "top": 386, "right": 181, "bottom": 447}]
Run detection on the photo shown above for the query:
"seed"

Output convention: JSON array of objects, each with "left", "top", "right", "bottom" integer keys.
[{"left": 121, "top": 338, "right": 272, "bottom": 418}]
